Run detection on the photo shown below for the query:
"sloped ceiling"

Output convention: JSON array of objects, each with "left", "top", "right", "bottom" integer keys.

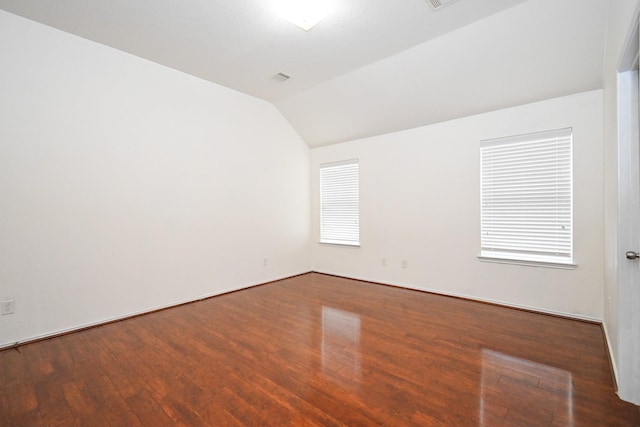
[
  {"left": 278, "top": 0, "right": 609, "bottom": 146},
  {"left": 0, "top": 0, "right": 607, "bottom": 147}
]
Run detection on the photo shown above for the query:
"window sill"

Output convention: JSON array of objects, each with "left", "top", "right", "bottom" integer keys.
[
  {"left": 477, "top": 255, "right": 577, "bottom": 270},
  {"left": 319, "top": 241, "right": 360, "bottom": 248}
]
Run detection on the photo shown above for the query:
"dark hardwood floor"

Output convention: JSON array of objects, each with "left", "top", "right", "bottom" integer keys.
[{"left": 1, "top": 273, "right": 639, "bottom": 426}]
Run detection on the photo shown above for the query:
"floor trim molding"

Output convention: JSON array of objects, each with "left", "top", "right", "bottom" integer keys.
[
  {"left": 0, "top": 271, "right": 313, "bottom": 351},
  {"left": 1, "top": 269, "right": 603, "bottom": 351},
  {"left": 602, "top": 321, "right": 620, "bottom": 392},
  {"left": 311, "top": 270, "right": 602, "bottom": 324}
]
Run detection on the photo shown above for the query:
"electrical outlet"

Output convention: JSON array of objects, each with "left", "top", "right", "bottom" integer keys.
[
  {"left": 402, "top": 260, "right": 408, "bottom": 269},
  {"left": 1, "top": 300, "right": 15, "bottom": 315},
  {"left": 263, "top": 258, "right": 268, "bottom": 267},
  {"left": 381, "top": 258, "right": 387, "bottom": 266}
]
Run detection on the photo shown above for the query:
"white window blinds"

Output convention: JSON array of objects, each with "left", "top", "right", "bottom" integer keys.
[
  {"left": 320, "top": 159, "right": 360, "bottom": 246},
  {"left": 480, "top": 128, "right": 573, "bottom": 264}
]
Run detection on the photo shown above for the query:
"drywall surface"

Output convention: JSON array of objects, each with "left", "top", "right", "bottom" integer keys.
[
  {"left": 0, "top": 10, "right": 310, "bottom": 347},
  {"left": 311, "top": 90, "right": 604, "bottom": 320},
  {"left": 277, "top": 0, "right": 607, "bottom": 147}
]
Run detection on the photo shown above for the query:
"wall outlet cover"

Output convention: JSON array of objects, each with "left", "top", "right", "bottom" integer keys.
[{"left": 0, "top": 300, "right": 15, "bottom": 315}]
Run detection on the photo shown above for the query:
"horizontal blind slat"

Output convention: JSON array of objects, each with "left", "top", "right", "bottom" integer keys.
[
  {"left": 480, "top": 129, "right": 573, "bottom": 262},
  {"left": 320, "top": 160, "right": 360, "bottom": 245}
]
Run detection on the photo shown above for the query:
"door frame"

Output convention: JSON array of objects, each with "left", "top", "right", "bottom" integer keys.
[{"left": 616, "top": 15, "right": 640, "bottom": 405}]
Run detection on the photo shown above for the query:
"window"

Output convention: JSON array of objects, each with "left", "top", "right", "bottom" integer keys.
[
  {"left": 320, "top": 159, "right": 359, "bottom": 246},
  {"left": 480, "top": 128, "right": 573, "bottom": 266}
]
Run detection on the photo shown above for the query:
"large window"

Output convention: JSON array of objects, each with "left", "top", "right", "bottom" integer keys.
[
  {"left": 320, "top": 159, "right": 359, "bottom": 246},
  {"left": 480, "top": 128, "right": 573, "bottom": 266}
]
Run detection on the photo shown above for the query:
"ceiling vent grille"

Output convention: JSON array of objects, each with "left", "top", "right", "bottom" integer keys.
[
  {"left": 271, "top": 72, "right": 291, "bottom": 82},
  {"left": 425, "top": 0, "right": 459, "bottom": 10}
]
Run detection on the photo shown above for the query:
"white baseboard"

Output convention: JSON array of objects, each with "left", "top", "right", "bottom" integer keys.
[
  {"left": 312, "top": 270, "right": 602, "bottom": 323},
  {"left": 0, "top": 270, "right": 312, "bottom": 350},
  {"left": 2, "top": 270, "right": 602, "bottom": 350},
  {"left": 602, "top": 320, "right": 620, "bottom": 391}
]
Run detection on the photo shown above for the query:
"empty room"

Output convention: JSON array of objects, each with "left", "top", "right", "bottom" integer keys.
[{"left": 1, "top": 0, "right": 640, "bottom": 425}]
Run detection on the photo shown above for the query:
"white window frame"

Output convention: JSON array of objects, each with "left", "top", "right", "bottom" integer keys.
[
  {"left": 319, "top": 159, "right": 360, "bottom": 246},
  {"left": 478, "top": 128, "right": 575, "bottom": 268}
]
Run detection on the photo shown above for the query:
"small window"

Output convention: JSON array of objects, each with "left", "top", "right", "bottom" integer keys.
[
  {"left": 320, "top": 159, "right": 359, "bottom": 246},
  {"left": 480, "top": 128, "right": 573, "bottom": 266}
]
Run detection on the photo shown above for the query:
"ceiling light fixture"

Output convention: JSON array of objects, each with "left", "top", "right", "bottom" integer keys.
[{"left": 274, "top": 0, "right": 335, "bottom": 31}]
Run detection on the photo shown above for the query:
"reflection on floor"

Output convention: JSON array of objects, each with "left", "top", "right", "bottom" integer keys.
[
  {"left": 481, "top": 349, "right": 574, "bottom": 426},
  {"left": 322, "top": 306, "right": 362, "bottom": 388}
]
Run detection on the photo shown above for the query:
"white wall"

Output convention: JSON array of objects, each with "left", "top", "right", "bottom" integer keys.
[
  {"left": 0, "top": 5, "right": 617, "bottom": 355},
  {"left": 0, "top": 10, "right": 310, "bottom": 348},
  {"left": 603, "top": 0, "right": 640, "bottom": 403},
  {"left": 311, "top": 90, "right": 604, "bottom": 320}
]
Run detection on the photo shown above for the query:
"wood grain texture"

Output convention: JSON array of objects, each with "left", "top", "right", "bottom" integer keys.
[{"left": 1, "top": 273, "right": 639, "bottom": 426}]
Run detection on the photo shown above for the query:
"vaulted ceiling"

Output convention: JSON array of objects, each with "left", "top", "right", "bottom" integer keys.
[{"left": 0, "top": 0, "right": 608, "bottom": 147}]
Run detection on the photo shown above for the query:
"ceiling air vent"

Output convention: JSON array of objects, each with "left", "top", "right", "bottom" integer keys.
[
  {"left": 271, "top": 72, "right": 291, "bottom": 82},
  {"left": 425, "top": 0, "right": 459, "bottom": 11}
]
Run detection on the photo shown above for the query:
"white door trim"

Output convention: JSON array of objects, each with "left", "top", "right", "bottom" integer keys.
[{"left": 616, "top": 14, "right": 640, "bottom": 405}]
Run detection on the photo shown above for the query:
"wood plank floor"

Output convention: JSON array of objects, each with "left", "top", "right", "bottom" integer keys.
[{"left": 1, "top": 273, "right": 639, "bottom": 426}]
